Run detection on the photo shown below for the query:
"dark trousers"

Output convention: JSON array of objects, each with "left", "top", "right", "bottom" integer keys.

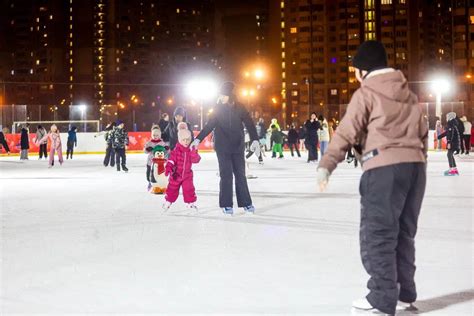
[
  {"left": 288, "top": 142, "right": 300, "bottom": 157},
  {"left": 305, "top": 141, "right": 318, "bottom": 161},
  {"left": 146, "top": 165, "right": 156, "bottom": 182},
  {"left": 66, "top": 140, "right": 75, "bottom": 158},
  {"left": 216, "top": 151, "right": 252, "bottom": 208},
  {"left": 104, "top": 144, "right": 115, "bottom": 166},
  {"left": 115, "top": 148, "right": 126, "bottom": 169},
  {"left": 39, "top": 143, "right": 48, "bottom": 158},
  {"left": 447, "top": 149, "right": 457, "bottom": 168},
  {"left": 360, "top": 163, "right": 426, "bottom": 314},
  {"left": 461, "top": 135, "right": 471, "bottom": 154}
]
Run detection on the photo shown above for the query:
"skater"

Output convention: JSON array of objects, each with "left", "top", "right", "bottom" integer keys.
[
  {"left": 102, "top": 122, "right": 116, "bottom": 167},
  {"left": 158, "top": 113, "right": 170, "bottom": 143},
  {"left": 110, "top": 120, "right": 129, "bottom": 172},
  {"left": 298, "top": 125, "right": 306, "bottom": 152},
  {"left": 455, "top": 115, "right": 465, "bottom": 154},
  {"left": 0, "top": 130, "right": 10, "bottom": 154},
  {"left": 163, "top": 122, "right": 201, "bottom": 210},
  {"left": 287, "top": 124, "right": 301, "bottom": 157},
  {"left": 256, "top": 118, "right": 267, "bottom": 152},
  {"left": 38, "top": 124, "right": 63, "bottom": 167},
  {"left": 435, "top": 118, "right": 443, "bottom": 150},
  {"left": 270, "top": 125, "right": 284, "bottom": 159},
  {"left": 318, "top": 115, "right": 330, "bottom": 156},
  {"left": 437, "top": 112, "right": 461, "bottom": 176},
  {"left": 145, "top": 125, "right": 167, "bottom": 190},
  {"left": 164, "top": 106, "right": 193, "bottom": 150},
  {"left": 304, "top": 113, "right": 321, "bottom": 163},
  {"left": 317, "top": 40, "right": 428, "bottom": 315},
  {"left": 66, "top": 126, "right": 77, "bottom": 159},
  {"left": 36, "top": 125, "right": 48, "bottom": 159},
  {"left": 191, "top": 81, "right": 261, "bottom": 215},
  {"left": 20, "top": 124, "right": 30, "bottom": 160},
  {"left": 460, "top": 116, "right": 471, "bottom": 155},
  {"left": 267, "top": 118, "right": 281, "bottom": 150}
]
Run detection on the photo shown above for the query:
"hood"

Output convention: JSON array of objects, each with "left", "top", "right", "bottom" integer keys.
[{"left": 361, "top": 70, "right": 411, "bottom": 102}]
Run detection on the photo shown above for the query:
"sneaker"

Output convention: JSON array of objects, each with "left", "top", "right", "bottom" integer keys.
[
  {"left": 222, "top": 207, "right": 234, "bottom": 215},
  {"left": 243, "top": 205, "right": 255, "bottom": 213},
  {"left": 186, "top": 203, "right": 198, "bottom": 211},
  {"left": 162, "top": 201, "right": 172, "bottom": 211}
]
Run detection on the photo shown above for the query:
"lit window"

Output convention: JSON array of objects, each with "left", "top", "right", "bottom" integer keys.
[
  {"left": 70, "top": 76, "right": 73, "bottom": 81},
  {"left": 470, "top": 16, "right": 474, "bottom": 24},
  {"left": 134, "top": 60, "right": 137, "bottom": 65},
  {"left": 282, "top": 62, "right": 286, "bottom": 68},
  {"left": 292, "top": 91, "right": 298, "bottom": 96},
  {"left": 176, "top": 8, "right": 180, "bottom": 13},
  {"left": 331, "top": 89, "right": 338, "bottom": 95},
  {"left": 280, "top": 1, "right": 284, "bottom": 9},
  {"left": 290, "top": 27, "right": 297, "bottom": 33},
  {"left": 281, "top": 42, "right": 285, "bottom": 48},
  {"left": 70, "top": 58, "right": 73, "bottom": 64},
  {"left": 11, "top": 70, "right": 14, "bottom": 75},
  {"left": 50, "top": 15, "right": 53, "bottom": 20},
  {"left": 36, "top": 59, "right": 40, "bottom": 65},
  {"left": 281, "top": 21, "right": 285, "bottom": 28},
  {"left": 282, "top": 52, "right": 285, "bottom": 58},
  {"left": 381, "top": 0, "right": 391, "bottom": 4},
  {"left": 70, "top": 67, "right": 73, "bottom": 72},
  {"left": 156, "top": 20, "right": 160, "bottom": 26}
]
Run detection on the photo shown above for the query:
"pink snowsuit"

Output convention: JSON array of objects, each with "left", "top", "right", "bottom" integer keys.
[
  {"left": 39, "top": 132, "right": 63, "bottom": 166},
  {"left": 165, "top": 142, "right": 201, "bottom": 203}
]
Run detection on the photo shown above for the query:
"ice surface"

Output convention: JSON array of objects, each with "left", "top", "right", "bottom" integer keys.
[{"left": 1, "top": 151, "right": 473, "bottom": 314}]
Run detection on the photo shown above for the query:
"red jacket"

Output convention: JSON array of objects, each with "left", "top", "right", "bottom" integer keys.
[{"left": 165, "top": 142, "right": 201, "bottom": 179}]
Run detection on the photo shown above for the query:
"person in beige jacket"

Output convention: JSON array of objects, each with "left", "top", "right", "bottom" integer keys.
[{"left": 317, "top": 41, "right": 428, "bottom": 315}]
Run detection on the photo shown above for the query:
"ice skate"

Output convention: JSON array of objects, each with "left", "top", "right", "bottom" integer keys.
[
  {"left": 222, "top": 207, "right": 233, "bottom": 215},
  {"left": 186, "top": 203, "right": 198, "bottom": 211},
  {"left": 122, "top": 166, "right": 129, "bottom": 172},
  {"left": 396, "top": 300, "right": 416, "bottom": 311},
  {"left": 351, "top": 298, "right": 393, "bottom": 315},
  {"left": 443, "top": 168, "right": 459, "bottom": 176},
  {"left": 243, "top": 205, "right": 255, "bottom": 214},
  {"left": 147, "top": 182, "right": 152, "bottom": 191},
  {"left": 162, "top": 201, "right": 172, "bottom": 211}
]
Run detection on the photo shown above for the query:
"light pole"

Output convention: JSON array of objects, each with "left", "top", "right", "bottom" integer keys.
[
  {"left": 430, "top": 78, "right": 450, "bottom": 121},
  {"left": 186, "top": 79, "right": 218, "bottom": 130}
]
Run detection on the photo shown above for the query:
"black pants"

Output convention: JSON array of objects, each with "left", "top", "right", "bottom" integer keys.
[
  {"left": 447, "top": 149, "right": 457, "bottom": 168},
  {"left": 461, "top": 135, "right": 471, "bottom": 154},
  {"left": 216, "top": 151, "right": 252, "bottom": 208},
  {"left": 104, "top": 144, "right": 115, "bottom": 166},
  {"left": 39, "top": 143, "right": 48, "bottom": 158},
  {"left": 146, "top": 165, "right": 156, "bottom": 182},
  {"left": 305, "top": 141, "right": 318, "bottom": 161},
  {"left": 115, "top": 148, "right": 126, "bottom": 169},
  {"left": 360, "top": 163, "right": 426, "bottom": 314},
  {"left": 288, "top": 142, "right": 300, "bottom": 157},
  {"left": 66, "top": 140, "right": 75, "bottom": 158}
]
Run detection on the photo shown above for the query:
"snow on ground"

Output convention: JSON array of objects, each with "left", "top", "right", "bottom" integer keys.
[{"left": 0, "top": 151, "right": 473, "bottom": 315}]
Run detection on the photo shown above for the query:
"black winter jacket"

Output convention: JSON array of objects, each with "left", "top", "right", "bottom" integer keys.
[
  {"left": 20, "top": 128, "right": 29, "bottom": 149},
  {"left": 158, "top": 119, "right": 170, "bottom": 142},
  {"left": 165, "top": 120, "right": 193, "bottom": 150},
  {"left": 0, "top": 131, "right": 10, "bottom": 152},
  {"left": 287, "top": 128, "right": 299, "bottom": 143},
  {"left": 304, "top": 120, "right": 321, "bottom": 143},
  {"left": 438, "top": 119, "right": 461, "bottom": 150},
  {"left": 196, "top": 101, "right": 258, "bottom": 154}
]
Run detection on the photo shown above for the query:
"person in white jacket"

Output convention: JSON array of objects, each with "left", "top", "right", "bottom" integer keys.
[
  {"left": 318, "top": 115, "right": 330, "bottom": 156},
  {"left": 460, "top": 116, "right": 472, "bottom": 155}
]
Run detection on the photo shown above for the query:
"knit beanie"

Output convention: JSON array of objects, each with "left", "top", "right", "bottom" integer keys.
[
  {"left": 352, "top": 41, "right": 388, "bottom": 72},
  {"left": 177, "top": 122, "right": 191, "bottom": 140},
  {"left": 446, "top": 112, "right": 456, "bottom": 122},
  {"left": 173, "top": 106, "right": 186, "bottom": 118},
  {"left": 220, "top": 82, "right": 235, "bottom": 96}
]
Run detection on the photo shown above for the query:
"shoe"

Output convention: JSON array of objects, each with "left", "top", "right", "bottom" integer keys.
[
  {"left": 162, "top": 201, "right": 172, "bottom": 211},
  {"left": 243, "top": 205, "right": 255, "bottom": 213},
  {"left": 222, "top": 207, "right": 234, "bottom": 215},
  {"left": 186, "top": 203, "right": 198, "bottom": 211},
  {"left": 122, "top": 166, "right": 129, "bottom": 172},
  {"left": 352, "top": 298, "right": 393, "bottom": 315}
]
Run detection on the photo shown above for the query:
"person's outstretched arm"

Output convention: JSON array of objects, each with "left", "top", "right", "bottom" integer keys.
[{"left": 196, "top": 114, "right": 218, "bottom": 142}]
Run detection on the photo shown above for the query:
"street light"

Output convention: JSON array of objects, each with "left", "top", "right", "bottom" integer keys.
[
  {"left": 185, "top": 79, "right": 218, "bottom": 129},
  {"left": 430, "top": 78, "right": 451, "bottom": 119},
  {"left": 241, "top": 88, "right": 256, "bottom": 106},
  {"left": 79, "top": 104, "right": 87, "bottom": 132}
]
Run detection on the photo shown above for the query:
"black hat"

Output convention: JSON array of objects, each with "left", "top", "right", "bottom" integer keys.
[
  {"left": 220, "top": 82, "right": 235, "bottom": 96},
  {"left": 173, "top": 106, "right": 186, "bottom": 118},
  {"left": 352, "top": 41, "right": 388, "bottom": 72}
]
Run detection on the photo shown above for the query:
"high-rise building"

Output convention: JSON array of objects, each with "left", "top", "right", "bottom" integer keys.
[{"left": 277, "top": 0, "right": 473, "bottom": 127}]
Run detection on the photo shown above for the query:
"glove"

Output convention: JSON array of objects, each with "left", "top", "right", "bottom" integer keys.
[
  {"left": 316, "top": 168, "right": 330, "bottom": 192},
  {"left": 146, "top": 146, "right": 153, "bottom": 152},
  {"left": 190, "top": 139, "right": 200, "bottom": 150},
  {"left": 249, "top": 140, "right": 261, "bottom": 157}
]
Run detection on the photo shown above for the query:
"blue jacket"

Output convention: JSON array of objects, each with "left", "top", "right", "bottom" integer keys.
[{"left": 67, "top": 130, "right": 77, "bottom": 145}]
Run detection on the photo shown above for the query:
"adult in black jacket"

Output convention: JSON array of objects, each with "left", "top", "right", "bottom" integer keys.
[
  {"left": 304, "top": 113, "right": 322, "bottom": 162},
  {"left": 192, "top": 82, "right": 260, "bottom": 214},
  {"left": 287, "top": 124, "right": 301, "bottom": 157},
  {"left": 438, "top": 112, "right": 461, "bottom": 174},
  {"left": 20, "top": 125, "right": 30, "bottom": 160},
  {"left": 158, "top": 113, "right": 170, "bottom": 143},
  {"left": 0, "top": 131, "right": 10, "bottom": 154},
  {"left": 165, "top": 107, "right": 193, "bottom": 150}
]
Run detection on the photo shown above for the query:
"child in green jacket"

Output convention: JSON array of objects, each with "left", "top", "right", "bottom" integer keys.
[{"left": 270, "top": 125, "right": 284, "bottom": 159}]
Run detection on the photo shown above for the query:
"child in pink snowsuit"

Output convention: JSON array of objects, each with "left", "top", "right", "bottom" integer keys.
[
  {"left": 163, "top": 122, "right": 201, "bottom": 210},
  {"left": 38, "top": 124, "right": 63, "bottom": 168}
]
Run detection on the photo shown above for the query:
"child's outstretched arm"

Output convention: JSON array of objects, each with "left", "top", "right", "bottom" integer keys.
[
  {"left": 190, "top": 148, "right": 201, "bottom": 164},
  {"left": 165, "top": 150, "right": 176, "bottom": 176}
]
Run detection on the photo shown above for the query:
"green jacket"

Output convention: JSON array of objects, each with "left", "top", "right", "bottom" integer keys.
[{"left": 270, "top": 130, "right": 284, "bottom": 144}]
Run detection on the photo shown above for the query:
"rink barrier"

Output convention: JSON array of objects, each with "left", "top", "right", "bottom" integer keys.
[{"left": 0, "top": 130, "right": 447, "bottom": 156}]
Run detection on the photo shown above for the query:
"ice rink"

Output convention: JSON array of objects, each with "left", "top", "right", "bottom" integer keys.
[{"left": 1, "top": 151, "right": 473, "bottom": 315}]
